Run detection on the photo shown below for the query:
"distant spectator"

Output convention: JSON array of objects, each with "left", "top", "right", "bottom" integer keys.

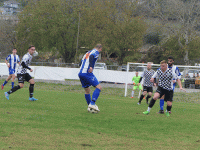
[
  {"left": 185, "top": 74, "right": 190, "bottom": 78},
  {"left": 196, "top": 73, "right": 200, "bottom": 79},
  {"left": 193, "top": 73, "right": 196, "bottom": 78}
]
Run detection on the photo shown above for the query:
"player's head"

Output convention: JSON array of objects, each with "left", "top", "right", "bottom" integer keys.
[
  {"left": 147, "top": 62, "right": 152, "bottom": 70},
  {"left": 160, "top": 60, "right": 168, "bottom": 72},
  {"left": 28, "top": 45, "right": 36, "bottom": 55},
  {"left": 95, "top": 44, "right": 102, "bottom": 52},
  {"left": 12, "top": 48, "right": 17, "bottom": 55},
  {"left": 168, "top": 56, "right": 174, "bottom": 67},
  {"left": 135, "top": 71, "right": 138, "bottom": 76}
]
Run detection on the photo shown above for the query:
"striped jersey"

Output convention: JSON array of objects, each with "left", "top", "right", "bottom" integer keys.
[
  {"left": 79, "top": 49, "right": 99, "bottom": 74},
  {"left": 168, "top": 65, "right": 181, "bottom": 79},
  {"left": 6, "top": 54, "right": 20, "bottom": 70},
  {"left": 17, "top": 53, "right": 32, "bottom": 74}
]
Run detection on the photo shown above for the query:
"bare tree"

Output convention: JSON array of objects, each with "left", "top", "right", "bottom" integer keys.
[{"left": 137, "top": 0, "right": 200, "bottom": 65}]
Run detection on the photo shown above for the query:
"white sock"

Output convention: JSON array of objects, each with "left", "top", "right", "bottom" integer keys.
[
  {"left": 132, "top": 91, "right": 134, "bottom": 97},
  {"left": 147, "top": 107, "right": 151, "bottom": 112}
]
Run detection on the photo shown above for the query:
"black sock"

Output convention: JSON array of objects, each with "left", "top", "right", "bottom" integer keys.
[
  {"left": 167, "top": 105, "right": 172, "bottom": 112},
  {"left": 149, "top": 98, "right": 156, "bottom": 108},
  {"left": 29, "top": 84, "right": 34, "bottom": 98},
  {"left": 139, "top": 95, "right": 145, "bottom": 102},
  {"left": 7, "top": 85, "right": 20, "bottom": 94},
  {"left": 146, "top": 95, "right": 151, "bottom": 103}
]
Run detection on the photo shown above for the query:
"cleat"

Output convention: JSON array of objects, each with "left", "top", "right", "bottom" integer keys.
[
  {"left": 29, "top": 97, "right": 38, "bottom": 101},
  {"left": 158, "top": 110, "right": 164, "bottom": 114},
  {"left": 88, "top": 103, "right": 100, "bottom": 112},
  {"left": 1, "top": 84, "right": 4, "bottom": 90},
  {"left": 4, "top": 92, "right": 10, "bottom": 100},
  {"left": 137, "top": 102, "right": 141, "bottom": 105},
  {"left": 166, "top": 112, "right": 170, "bottom": 117},
  {"left": 143, "top": 111, "right": 149, "bottom": 115},
  {"left": 169, "top": 111, "right": 171, "bottom": 114},
  {"left": 131, "top": 97, "right": 133, "bottom": 98},
  {"left": 146, "top": 101, "right": 149, "bottom": 104}
]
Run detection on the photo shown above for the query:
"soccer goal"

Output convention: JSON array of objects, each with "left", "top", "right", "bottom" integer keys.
[{"left": 124, "top": 62, "right": 200, "bottom": 103}]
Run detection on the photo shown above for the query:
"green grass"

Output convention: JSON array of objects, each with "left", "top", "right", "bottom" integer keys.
[{"left": 0, "top": 81, "right": 200, "bottom": 149}]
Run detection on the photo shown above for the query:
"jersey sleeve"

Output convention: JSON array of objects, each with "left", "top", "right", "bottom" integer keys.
[
  {"left": 21, "top": 55, "right": 28, "bottom": 63},
  {"left": 172, "top": 72, "right": 178, "bottom": 80},
  {"left": 17, "top": 56, "right": 20, "bottom": 62},
  {"left": 141, "top": 72, "right": 144, "bottom": 77},
  {"left": 175, "top": 67, "right": 181, "bottom": 79},
  {"left": 152, "top": 71, "right": 158, "bottom": 78},
  {"left": 6, "top": 55, "right": 11, "bottom": 61}
]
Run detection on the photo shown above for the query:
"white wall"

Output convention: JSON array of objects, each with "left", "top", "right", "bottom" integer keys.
[{"left": 0, "top": 63, "right": 141, "bottom": 84}]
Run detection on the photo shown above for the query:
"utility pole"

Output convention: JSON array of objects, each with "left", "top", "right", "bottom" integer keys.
[{"left": 75, "top": 11, "right": 80, "bottom": 65}]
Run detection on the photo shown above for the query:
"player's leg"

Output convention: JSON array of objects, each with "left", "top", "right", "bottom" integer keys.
[
  {"left": 131, "top": 86, "right": 137, "bottom": 98},
  {"left": 1, "top": 75, "right": 12, "bottom": 90},
  {"left": 165, "top": 90, "right": 173, "bottom": 117},
  {"left": 11, "top": 74, "right": 16, "bottom": 88},
  {"left": 4, "top": 74, "right": 24, "bottom": 100},
  {"left": 88, "top": 75, "right": 101, "bottom": 112},
  {"left": 28, "top": 77, "right": 38, "bottom": 101},
  {"left": 146, "top": 90, "right": 152, "bottom": 104},
  {"left": 143, "top": 87, "right": 163, "bottom": 114},
  {"left": 84, "top": 87, "right": 91, "bottom": 105},
  {"left": 78, "top": 73, "right": 92, "bottom": 106},
  {"left": 159, "top": 95, "right": 165, "bottom": 114},
  {"left": 138, "top": 86, "right": 147, "bottom": 104}
]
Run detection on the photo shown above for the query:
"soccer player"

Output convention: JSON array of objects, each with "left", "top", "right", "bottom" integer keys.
[
  {"left": 158, "top": 56, "right": 181, "bottom": 114},
  {"left": 78, "top": 44, "right": 102, "bottom": 112},
  {"left": 137, "top": 62, "right": 155, "bottom": 105},
  {"left": 4, "top": 45, "right": 38, "bottom": 101},
  {"left": 143, "top": 60, "right": 185, "bottom": 117},
  {"left": 1, "top": 48, "right": 20, "bottom": 89},
  {"left": 131, "top": 71, "right": 143, "bottom": 98}
]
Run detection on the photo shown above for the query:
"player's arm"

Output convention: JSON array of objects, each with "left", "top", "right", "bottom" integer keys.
[
  {"left": 21, "top": 62, "right": 33, "bottom": 72},
  {"left": 150, "top": 71, "right": 157, "bottom": 82},
  {"left": 17, "top": 57, "right": 20, "bottom": 65},
  {"left": 88, "top": 55, "right": 94, "bottom": 73},
  {"left": 5, "top": 55, "right": 10, "bottom": 67},
  {"left": 174, "top": 72, "right": 185, "bottom": 92}
]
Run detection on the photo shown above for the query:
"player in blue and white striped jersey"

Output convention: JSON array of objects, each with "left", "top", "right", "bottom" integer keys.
[
  {"left": 78, "top": 44, "right": 103, "bottom": 113},
  {"left": 158, "top": 56, "right": 181, "bottom": 114},
  {"left": 1, "top": 48, "right": 20, "bottom": 90},
  {"left": 4, "top": 45, "right": 38, "bottom": 101}
]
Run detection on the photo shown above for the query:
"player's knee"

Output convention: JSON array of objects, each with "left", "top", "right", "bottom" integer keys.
[{"left": 19, "top": 84, "right": 24, "bottom": 88}]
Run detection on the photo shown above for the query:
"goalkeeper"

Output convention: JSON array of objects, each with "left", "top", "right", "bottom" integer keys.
[{"left": 131, "top": 71, "right": 143, "bottom": 98}]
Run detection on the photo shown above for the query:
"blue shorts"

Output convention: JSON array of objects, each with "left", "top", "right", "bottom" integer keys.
[
  {"left": 78, "top": 73, "right": 99, "bottom": 88},
  {"left": 9, "top": 69, "right": 15, "bottom": 75}
]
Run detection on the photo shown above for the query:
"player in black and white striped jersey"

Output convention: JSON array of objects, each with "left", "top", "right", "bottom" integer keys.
[
  {"left": 143, "top": 60, "right": 185, "bottom": 117},
  {"left": 137, "top": 62, "right": 155, "bottom": 105},
  {"left": 4, "top": 45, "right": 38, "bottom": 101}
]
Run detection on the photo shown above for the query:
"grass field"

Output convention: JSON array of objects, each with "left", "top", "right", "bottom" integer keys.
[{"left": 0, "top": 81, "right": 200, "bottom": 150}]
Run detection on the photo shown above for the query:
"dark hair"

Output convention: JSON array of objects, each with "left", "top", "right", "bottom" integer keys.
[
  {"left": 29, "top": 45, "right": 35, "bottom": 49},
  {"left": 168, "top": 56, "right": 174, "bottom": 61},
  {"left": 13, "top": 48, "right": 17, "bottom": 50}
]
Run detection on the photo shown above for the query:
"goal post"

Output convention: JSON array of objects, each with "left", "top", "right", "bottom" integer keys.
[{"left": 124, "top": 62, "right": 200, "bottom": 98}]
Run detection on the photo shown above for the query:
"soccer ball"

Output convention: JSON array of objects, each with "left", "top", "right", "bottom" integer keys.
[{"left": 88, "top": 108, "right": 98, "bottom": 114}]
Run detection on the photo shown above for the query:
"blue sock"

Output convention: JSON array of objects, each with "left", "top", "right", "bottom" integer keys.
[
  {"left": 3, "top": 80, "right": 8, "bottom": 86},
  {"left": 85, "top": 94, "right": 91, "bottom": 105},
  {"left": 92, "top": 88, "right": 101, "bottom": 103},
  {"left": 11, "top": 82, "right": 14, "bottom": 88},
  {"left": 160, "top": 99, "right": 164, "bottom": 110}
]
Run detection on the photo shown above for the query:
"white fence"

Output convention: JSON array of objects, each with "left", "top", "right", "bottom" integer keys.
[{"left": 0, "top": 63, "right": 138, "bottom": 84}]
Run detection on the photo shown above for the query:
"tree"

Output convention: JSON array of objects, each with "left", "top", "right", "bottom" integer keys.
[
  {"left": 78, "top": 0, "right": 146, "bottom": 64},
  {"left": 16, "top": 0, "right": 79, "bottom": 62},
  {"left": 139, "top": 0, "right": 200, "bottom": 65}
]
